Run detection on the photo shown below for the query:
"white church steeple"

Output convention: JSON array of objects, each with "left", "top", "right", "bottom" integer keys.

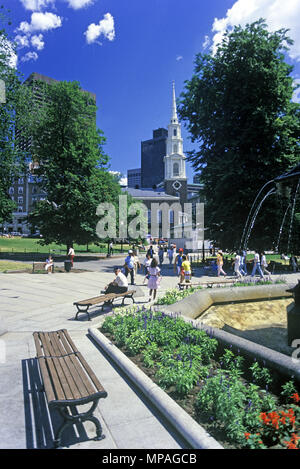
[{"left": 164, "top": 81, "right": 186, "bottom": 180}]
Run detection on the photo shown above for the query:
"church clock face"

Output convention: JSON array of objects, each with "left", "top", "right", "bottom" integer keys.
[{"left": 172, "top": 180, "right": 182, "bottom": 191}]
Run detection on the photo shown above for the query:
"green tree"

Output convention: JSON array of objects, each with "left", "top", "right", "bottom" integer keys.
[
  {"left": 178, "top": 19, "right": 300, "bottom": 250},
  {"left": 0, "top": 10, "right": 32, "bottom": 225},
  {"left": 28, "top": 79, "right": 121, "bottom": 251}
]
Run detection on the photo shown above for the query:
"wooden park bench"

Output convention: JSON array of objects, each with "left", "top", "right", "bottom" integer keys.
[
  {"left": 32, "top": 261, "right": 54, "bottom": 273},
  {"left": 178, "top": 278, "right": 237, "bottom": 290},
  {"left": 73, "top": 290, "right": 136, "bottom": 321},
  {"left": 33, "top": 329, "right": 107, "bottom": 448}
]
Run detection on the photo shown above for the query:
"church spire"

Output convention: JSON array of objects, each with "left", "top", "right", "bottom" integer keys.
[{"left": 171, "top": 80, "right": 178, "bottom": 123}]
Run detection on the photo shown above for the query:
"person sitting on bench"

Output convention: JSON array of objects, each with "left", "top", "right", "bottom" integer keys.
[
  {"left": 45, "top": 255, "right": 54, "bottom": 273},
  {"left": 104, "top": 267, "right": 129, "bottom": 294}
]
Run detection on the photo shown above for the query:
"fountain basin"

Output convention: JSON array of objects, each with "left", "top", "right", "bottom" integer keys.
[
  {"left": 161, "top": 283, "right": 292, "bottom": 320},
  {"left": 159, "top": 283, "right": 295, "bottom": 357}
]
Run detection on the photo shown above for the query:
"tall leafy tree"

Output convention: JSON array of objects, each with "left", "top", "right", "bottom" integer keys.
[
  {"left": 28, "top": 79, "right": 121, "bottom": 251},
  {"left": 0, "top": 9, "right": 32, "bottom": 224},
  {"left": 178, "top": 19, "right": 300, "bottom": 251}
]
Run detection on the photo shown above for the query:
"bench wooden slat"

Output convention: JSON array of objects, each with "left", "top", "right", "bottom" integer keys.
[
  {"left": 40, "top": 332, "right": 75, "bottom": 401},
  {"left": 36, "top": 343, "right": 66, "bottom": 401},
  {"left": 49, "top": 331, "right": 85, "bottom": 400},
  {"left": 43, "top": 331, "right": 95, "bottom": 400},
  {"left": 33, "top": 329, "right": 107, "bottom": 448},
  {"left": 75, "top": 293, "right": 116, "bottom": 306},
  {"left": 60, "top": 330, "right": 106, "bottom": 394}
]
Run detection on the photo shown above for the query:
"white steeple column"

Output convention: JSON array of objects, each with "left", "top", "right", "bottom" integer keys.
[{"left": 164, "top": 81, "right": 186, "bottom": 180}]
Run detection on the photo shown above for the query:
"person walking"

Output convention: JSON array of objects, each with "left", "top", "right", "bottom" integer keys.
[
  {"left": 290, "top": 255, "right": 299, "bottom": 273},
  {"left": 181, "top": 255, "right": 192, "bottom": 283},
  {"left": 147, "top": 245, "right": 154, "bottom": 259},
  {"left": 68, "top": 246, "right": 75, "bottom": 267},
  {"left": 239, "top": 250, "right": 247, "bottom": 276},
  {"left": 174, "top": 249, "right": 184, "bottom": 276},
  {"left": 133, "top": 250, "right": 141, "bottom": 278},
  {"left": 158, "top": 245, "right": 164, "bottom": 267},
  {"left": 142, "top": 253, "right": 152, "bottom": 284},
  {"left": 124, "top": 250, "right": 135, "bottom": 285},
  {"left": 260, "top": 252, "right": 271, "bottom": 277},
  {"left": 167, "top": 246, "right": 174, "bottom": 266},
  {"left": 233, "top": 252, "right": 243, "bottom": 278},
  {"left": 216, "top": 250, "right": 226, "bottom": 277},
  {"left": 147, "top": 258, "right": 161, "bottom": 302},
  {"left": 251, "top": 250, "right": 264, "bottom": 278}
]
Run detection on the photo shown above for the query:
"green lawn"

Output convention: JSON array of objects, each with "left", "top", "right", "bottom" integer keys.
[
  {"left": 0, "top": 237, "right": 130, "bottom": 254},
  {"left": 0, "top": 260, "right": 32, "bottom": 272}
]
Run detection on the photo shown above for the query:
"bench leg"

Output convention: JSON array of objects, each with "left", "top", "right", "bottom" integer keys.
[
  {"left": 75, "top": 305, "right": 91, "bottom": 321},
  {"left": 53, "top": 399, "right": 105, "bottom": 448},
  {"left": 121, "top": 294, "right": 135, "bottom": 306}
]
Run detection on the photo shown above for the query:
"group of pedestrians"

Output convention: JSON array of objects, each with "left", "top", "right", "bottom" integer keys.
[
  {"left": 215, "top": 249, "right": 271, "bottom": 279},
  {"left": 103, "top": 246, "right": 162, "bottom": 302}
]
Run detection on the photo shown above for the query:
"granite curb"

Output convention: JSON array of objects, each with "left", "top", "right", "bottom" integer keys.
[{"left": 88, "top": 326, "right": 223, "bottom": 450}]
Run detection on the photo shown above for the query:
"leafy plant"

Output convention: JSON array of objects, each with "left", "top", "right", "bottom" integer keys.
[
  {"left": 249, "top": 362, "right": 273, "bottom": 388},
  {"left": 125, "top": 330, "right": 148, "bottom": 355},
  {"left": 280, "top": 380, "right": 297, "bottom": 403}
]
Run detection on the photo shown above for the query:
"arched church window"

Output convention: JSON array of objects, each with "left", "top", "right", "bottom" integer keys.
[{"left": 173, "top": 162, "right": 179, "bottom": 176}]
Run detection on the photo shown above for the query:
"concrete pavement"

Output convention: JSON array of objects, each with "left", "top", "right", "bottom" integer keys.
[
  {"left": 0, "top": 256, "right": 299, "bottom": 449},
  {"left": 0, "top": 261, "right": 190, "bottom": 450}
]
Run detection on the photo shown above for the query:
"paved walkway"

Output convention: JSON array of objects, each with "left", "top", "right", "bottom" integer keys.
[
  {"left": 0, "top": 259, "right": 190, "bottom": 450},
  {"left": 0, "top": 256, "right": 299, "bottom": 449}
]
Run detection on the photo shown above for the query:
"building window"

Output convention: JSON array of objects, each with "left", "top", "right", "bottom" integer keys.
[
  {"left": 18, "top": 177, "right": 24, "bottom": 184},
  {"left": 18, "top": 206, "right": 23, "bottom": 213},
  {"left": 9, "top": 187, "right": 14, "bottom": 194},
  {"left": 18, "top": 197, "right": 23, "bottom": 204},
  {"left": 169, "top": 210, "right": 174, "bottom": 224},
  {"left": 173, "top": 129, "right": 177, "bottom": 136},
  {"left": 18, "top": 187, "right": 23, "bottom": 194},
  {"left": 157, "top": 210, "right": 162, "bottom": 224},
  {"left": 173, "top": 144, "right": 178, "bottom": 153},
  {"left": 173, "top": 162, "right": 179, "bottom": 177}
]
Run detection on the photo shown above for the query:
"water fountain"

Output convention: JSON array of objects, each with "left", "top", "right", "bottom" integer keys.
[{"left": 240, "top": 162, "right": 300, "bottom": 252}]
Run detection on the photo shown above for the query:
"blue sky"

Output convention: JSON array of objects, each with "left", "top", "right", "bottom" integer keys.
[{"left": 5, "top": 0, "right": 300, "bottom": 183}]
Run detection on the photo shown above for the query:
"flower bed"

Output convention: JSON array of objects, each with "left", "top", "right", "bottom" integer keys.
[
  {"left": 155, "top": 286, "right": 203, "bottom": 305},
  {"left": 100, "top": 308, "right": 300, "bottom": 449}
]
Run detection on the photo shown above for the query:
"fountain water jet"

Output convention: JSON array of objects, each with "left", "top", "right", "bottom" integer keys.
[
  {"left": 240, "top": 163, "right": 300, "bottom": 252},
  {"left": 275, "top": 202, "right": 291, "bottom": 252}
]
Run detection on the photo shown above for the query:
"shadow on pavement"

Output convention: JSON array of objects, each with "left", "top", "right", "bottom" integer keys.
[{"left": 22, "top": 358, "right": 98, "bottom": 449}]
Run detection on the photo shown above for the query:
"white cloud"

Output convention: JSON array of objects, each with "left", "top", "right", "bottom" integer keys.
[
  {"left": 84, "top": 13, "right": 115, "bottom": 45},
  {"left": 211, "top": 0, "right": 300, "bottom": 61},
  {"left": 31, "top": 33, "right": 45, "bottom": 50},
  {"left": 16, "top": 12, "right": 62, "bottom": 35},
  {"left": 65, "top": 0, "right": 95, "bottom": 9},
  {"left": 20, "top": 51, "right": 39, "bottom": 62},
  {"left": 202, "top": 35, "right": 210, "bottom": 50},
  {"left": 19, "top": 0, "right": 55, "bottom": 10},
  {"left": 176, "top": 55, "right": 183, "bottom": 61},
  {"left": 14, "top": 34, "right": 30, "bottom": 48}
]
